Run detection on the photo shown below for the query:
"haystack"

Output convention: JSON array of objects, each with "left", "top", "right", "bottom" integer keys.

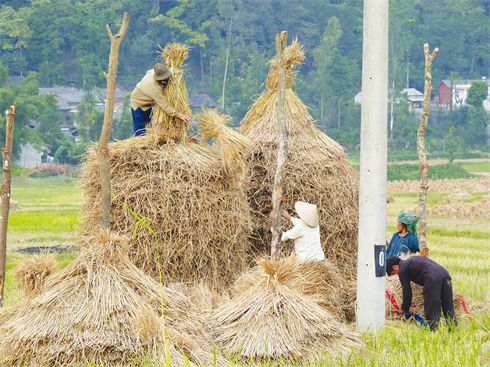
[
  {"left": 240, "top": 39, "right": 359, "bottom": 317},
  {"left": 209, "top": 256, "right": 361, "bottom": 363},
  {"left": 13, "top": 253, "right": 56, "bottom": 298},
  {"left": 0, "top": 229, "right": 215, "bottom": 367},
  {"left": 240, "top": 39, "right": 358, "bottom": 267},
  {"left": 79, "top": 43, "right": 251, "bottom": 290}
]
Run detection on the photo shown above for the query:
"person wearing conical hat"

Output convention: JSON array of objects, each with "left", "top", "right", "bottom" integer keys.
[
  {"left": 279, "top": 201, "right": 325, "bottom": 261},
  {"left": 131, "top": 63, "right": 192, "bottom": 136},
  {"left": 386, "top": 212, "right": 420, "bottom": 258}
]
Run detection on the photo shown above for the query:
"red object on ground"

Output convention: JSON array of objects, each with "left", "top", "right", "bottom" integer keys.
[{"left": 386, "top": 289, "right": 473, "bottom": 321}]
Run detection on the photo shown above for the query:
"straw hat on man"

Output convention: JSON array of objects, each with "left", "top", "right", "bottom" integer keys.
[
  {"left": 130, "top": 63, "right": 192, "bottom": 136},
  {"left": 274, "top": 201, "right": 325, "bottom": 261}
]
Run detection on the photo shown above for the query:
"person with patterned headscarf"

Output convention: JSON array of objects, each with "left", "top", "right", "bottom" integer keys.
[{"left": 386, "top": 212, "right": 420, "bottom": 258}]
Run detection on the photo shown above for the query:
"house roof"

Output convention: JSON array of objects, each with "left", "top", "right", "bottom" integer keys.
[
  {"left": 6, "top": 76, "right": 25, "bottom": 85},
  {"left": 56, "top": 99, "right": 72, "bottom": 111},
  {"left": 401, "top": 88, "right": 424, "bottom": 102},
  {"left": 440, "top": 79, "right": 490, "bottom": 88},
  {"left": 189, "top": 94, "right": 219, "bottom": 109}
]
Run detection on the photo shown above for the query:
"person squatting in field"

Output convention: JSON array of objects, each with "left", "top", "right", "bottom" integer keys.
[
  {"left": 386, "top": 255, "right": 458, "bottom": 331},
  {"left": 386, "top": 212, "right": 420, "bottom": 258},
  {"left": 130, "top": 63, "right": 191, "bottom": 136},
  {"left": 273, "top": 201, "right": 325, "bottom": 262}
]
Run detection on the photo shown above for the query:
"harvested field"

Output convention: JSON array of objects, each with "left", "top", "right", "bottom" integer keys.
[{"left": 387, "top": 178, "right": 490, "bottom": 193}]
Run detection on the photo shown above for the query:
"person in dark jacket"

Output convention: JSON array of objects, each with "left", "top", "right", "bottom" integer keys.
[{"left": 386, "top": 255, "right": 458, "bottom": 331}]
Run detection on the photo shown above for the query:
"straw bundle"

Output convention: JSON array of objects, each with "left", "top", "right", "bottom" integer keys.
[
  {"left": 149, "top": 43, "right": 192, "bottom": 142},
  {"left": 79, "top": 133, "right": 250, "bottom": 290},
  {"left": 209, "top": 256, "right": 361, "bottom": 363},
  {"left": 196, "top": 108, "right": 250, "bottom": 181},
  {"left": 0, "top": 229, "right": 214, "bottom": 367},
  {"left": 13, "top": 253, "right": 56, "bottom": 298},
  {"left": 240, "top": 39, "right": 359, "bottom": 317}
]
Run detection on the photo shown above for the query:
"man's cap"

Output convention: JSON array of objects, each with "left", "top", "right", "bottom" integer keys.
[
  {"left": 153, "top": 63, "right": 172, "bottom": 81},
  {"left": 295, "top": 201, "right": 319, "bottom": 228}
]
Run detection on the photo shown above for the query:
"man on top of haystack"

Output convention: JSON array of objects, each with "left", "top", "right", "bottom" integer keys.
[
  {"left": 131, "top": 63, "right": 192, "bottom": 136},
  {"left": 277, "top": 201, "right": 325, "bottom": 261}
]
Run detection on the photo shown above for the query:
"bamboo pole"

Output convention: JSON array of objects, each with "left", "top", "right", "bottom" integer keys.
[
  {"left": 97, "top": 12, "right": 130, "bottom": 229},
  {"left": 417, "top": 43, "right": 438, "bottom": 257},
  {"left": 0, "top": 103, "right": 16, "bottom": 307},
  {"left": 270, "top": 31, "right": 288, "bottom": 258}
]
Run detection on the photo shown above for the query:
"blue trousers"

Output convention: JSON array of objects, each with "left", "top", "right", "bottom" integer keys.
[{"left": 132, "top": 107, "right": 152, "bottom": 137}]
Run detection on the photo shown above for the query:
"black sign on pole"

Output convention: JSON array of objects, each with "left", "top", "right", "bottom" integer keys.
[{"left": 374, "top": 245, "right": 386, "bottom": 277}]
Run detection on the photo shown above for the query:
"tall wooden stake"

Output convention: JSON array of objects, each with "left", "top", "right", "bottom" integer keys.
[
  {"left": 97, "top": 13, "right": 130, "bottom": 229},
  {"left": 417, "top": 44, "right": 438, "bottom": 258},
  {"left": 0, "top": 103, "right": 16, "bottom": 307},
  {"left": 270, "top": 31, "right": 288, "bottom": 258}
]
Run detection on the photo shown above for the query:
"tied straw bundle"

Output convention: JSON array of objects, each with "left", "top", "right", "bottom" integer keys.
[
  {"left": 196, "top": 108, "right": 250, "bottom": 181},
  {"left": 209, "top": 255, "right": 361, "bottom": 363},
  {"left": 0, "top": 229, "right": 215, "bottom": 367},
  {"left": 149, "top": 43, "right": 192, "bottom": 142},
  {"left": 13, "top": 252, "right": 56, "bottom": 298}
]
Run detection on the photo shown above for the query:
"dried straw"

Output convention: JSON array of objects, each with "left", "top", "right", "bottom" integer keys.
[
  {"left": 196, "top": 108, "right": 250, "bottom": 181},
  {"left": 209, "top": 256, "right": 361, "bottom": 363},
  {"left": 150, "top": 43, "right": 192, "bottom": 142},
  {"left": 0, "top": 229, "right": 214, "bottom": 367},
  {"left": 79, "top": 135, "right": 251, "bottom": 290},
  {"left": 240, "top": 39, "right": 359, "bottom": 318},
  {"left": 13, "top": 253, "right": 56, "bottom": 298}
]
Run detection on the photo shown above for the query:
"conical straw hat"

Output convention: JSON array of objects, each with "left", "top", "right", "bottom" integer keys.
[{"left": 295, "top": 201, "right": 319, "bottom": 228}]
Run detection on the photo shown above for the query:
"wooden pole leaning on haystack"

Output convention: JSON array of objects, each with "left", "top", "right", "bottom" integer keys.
[
  {"left": 0, "top": 103, "right": 15, "bottom": 308},
  {"left": 417, "top": 44, "right": 438, "bottom": 258},
  {"left": 97, "top": 12, "right": 129, "bottom": 229},
  {"left": 270, "top": 31, "right": 288, "bottom": 258}
]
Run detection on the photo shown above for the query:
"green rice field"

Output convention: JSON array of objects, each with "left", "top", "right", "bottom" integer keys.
[{"left": 2, "top": 176, "right": 489, "bottom": 366}]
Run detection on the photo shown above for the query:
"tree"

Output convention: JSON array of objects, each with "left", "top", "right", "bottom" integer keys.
[
  {"left": 36, "top": 94, "right": 63, "bottom": 148},
  {"left": 325, "top": 49, "right": 360, "bottom": 130},
  {"left": 445, "top": 71, "right": 464, "bottom": 112},
  {"left": 0, "top": 6, "right": 32, "bottom": 77},
  {"left": 311, "top": 17, "right": 342, "bottom": 121},
  {"left": 465, "top": 80, "right": 488, "bottom": 108},
  {"left": 0, "top": 62, "right": 8, "bottom": 87}
]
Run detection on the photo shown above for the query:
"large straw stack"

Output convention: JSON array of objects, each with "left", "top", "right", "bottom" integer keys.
[
  {"left": 79, "top": 44, "right": 250, "bottom": 290},
  {"left": 240, "top": 39, "right": 359, "bottom": 317},
  {"left": 0, "top": 230, "right": 216, "bottom": 367},
  {"left": 209, "top": 256, "right": 361, "bottom": 363}
]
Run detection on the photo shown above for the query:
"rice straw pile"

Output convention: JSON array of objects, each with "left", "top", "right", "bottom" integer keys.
[
  {"left": 78, "top": 44, "right": 251, "bottom": 290},
  {"left": 196, "top": 107, "right": 250, "bottom": 181},
  {"left": 240, "top": 38, "right": 359, "bottom": 318},
  {"left": 149, "top": 43, "right": 192, "bottom": 142},
  {"left": 0, "top": 229, "right": 215, "bottom": 367},
  {"left": 209, "top": 256, "right": 361, "bottom": 363},
  {"left": 13, "top": 253, "right": 56, "bottom": 298}
]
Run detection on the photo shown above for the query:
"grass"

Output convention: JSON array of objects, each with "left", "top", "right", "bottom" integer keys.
[
  {"left": 2, "top": 176, "right": 490, "bottom": 367},
  {"left": 461, "top": 161, "right": 490, "bottom": 173}
]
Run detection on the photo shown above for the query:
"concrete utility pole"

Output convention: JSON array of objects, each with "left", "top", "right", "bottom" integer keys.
[{"left": 356, "top": 0, "right": 389, "bottom": 332}]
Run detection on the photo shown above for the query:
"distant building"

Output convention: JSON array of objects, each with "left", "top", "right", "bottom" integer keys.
[
  {"left": 16, "top": 143, "right": 44, "bottom": 168},
  {"left": 438, "top": 77, "right": 490, "bottom": 111},
  {"left": 189, "top": 94, "right": 219, "bottom": 112},
  {"left": 354, "top": 88, "right": 424, "bottom": 109}
]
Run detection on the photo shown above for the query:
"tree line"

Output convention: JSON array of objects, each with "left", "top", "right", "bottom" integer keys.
[{"left": 0, "top": 0, "right": 489, "bottom": 162}]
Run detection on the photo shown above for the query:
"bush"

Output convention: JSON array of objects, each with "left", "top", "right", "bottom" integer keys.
[{"left": 387, "top": 163, "right": 474, "bottom": 181}]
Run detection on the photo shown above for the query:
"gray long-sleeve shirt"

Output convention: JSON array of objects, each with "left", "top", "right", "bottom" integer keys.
[{"left": 398, "top": 256, "right": 451, "bottom": 313}]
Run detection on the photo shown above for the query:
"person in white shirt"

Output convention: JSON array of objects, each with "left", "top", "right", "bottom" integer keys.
[{"left": 278, "top": 201, "right": 325, "bottom": 261}]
